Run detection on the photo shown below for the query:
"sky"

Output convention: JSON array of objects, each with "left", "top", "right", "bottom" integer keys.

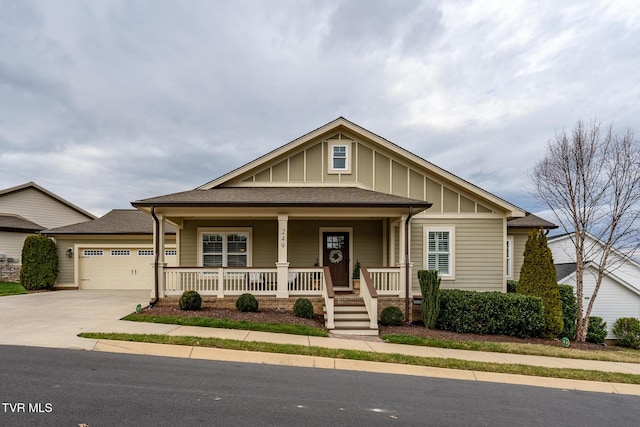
[{"left": 1, "top": 0, "right": 639, "bottom": 219}]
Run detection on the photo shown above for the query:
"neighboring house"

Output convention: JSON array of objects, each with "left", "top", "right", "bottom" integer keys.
[
  {"left": 43, "top": 209, "right": 177, "bottom": 290},
  {"left": 131, "top": 117, "right": 554, "bottom": 334},
  {"left": 549, "top": 233, "right": 640, "bottom": 338},
  {"left": 0, "top": 182, "right": 95, "bottom": 264}
]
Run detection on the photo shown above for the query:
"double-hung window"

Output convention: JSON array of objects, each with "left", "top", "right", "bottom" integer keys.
[
  {"left": 425, "top": 226, "right": 455, "bottom": 278},
  {"left": 200, "top": 229, "right": 251, "bottom": 267},
  {"left": 329, "top": 142, "right": 351, "bottom": 173}
]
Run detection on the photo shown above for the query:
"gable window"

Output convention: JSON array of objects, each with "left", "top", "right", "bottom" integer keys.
[
  {"left": 328, "top": 142, "right": 351, "bottom": 173},
  {"left": 506, "top": 236, "right": 514, "bottom": 279},
  {"left": 424, "top": 226, "right": 455, "bottom": 279},
  {"left": 199, "top": 228, "right": 251, "bottom": 267}
]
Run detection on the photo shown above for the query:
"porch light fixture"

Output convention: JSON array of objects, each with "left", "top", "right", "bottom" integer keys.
[{"left": 66, "top": 248, "right": 73, "bottom": 258}]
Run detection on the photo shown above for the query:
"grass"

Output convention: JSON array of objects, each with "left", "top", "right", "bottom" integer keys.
[
  {"left": 122, "top": 313, "right": 329, "bottom": 337},
  {"left": 382, "top": 334, "right": 640, "bottom": 364},
  {"left": 0, "top": 282, "right": 27, "bottom": 297},
  {"left": 80, "top": 332, "right": 640, "bottom": 385}
]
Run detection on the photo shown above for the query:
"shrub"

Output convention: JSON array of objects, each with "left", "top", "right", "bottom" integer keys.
[
  {"left": 236, "top": 293, "right": 259, "bottom": 312},
  {"left": 586, "top": 316, "right": 607, "bottom": 344},
  {"left": 517, "top": 229, "right": 563, "bottom": 338},
  {"left": 20, "top": 235, "right": 58, "bottom": 291},
  {"left": 418, "top": 270, "right": 440, "bottom": 329},
  {"left": 612, "top": 317, "right": 640, "bottom": 349},
  {"left": 437, "top": 289, "right": 545, "bottom": 338},
  {"left": 557, "top": 284, "right": 578, "bottom": 340},
  {"left": 506, "top": 280, "right": 518, "bottom": 293},
  {"left": 179, "top": 290, "right": 202, "bottom": 310},
  {"left": 380, "top": 306, "right": 404, "bottom": 326},
  {"left": 293, "top": 298, "right": 314, "bottom": 319}
]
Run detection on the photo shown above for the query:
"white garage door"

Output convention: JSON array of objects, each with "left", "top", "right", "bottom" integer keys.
[{"left": 79, "top": 248, "right": 177, "bottom": 289}]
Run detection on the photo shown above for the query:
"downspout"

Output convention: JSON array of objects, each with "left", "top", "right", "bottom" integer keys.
[
  {"left": 404, "top": 206, "right": 414, "bottom": 322},
  {"left": 150, "top": 206, "right": 160, "bottom": 306}
]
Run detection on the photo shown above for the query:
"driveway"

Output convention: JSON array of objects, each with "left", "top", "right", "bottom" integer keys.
[{"left": 0, "top": 290, "right": 149, "bottom": 350}]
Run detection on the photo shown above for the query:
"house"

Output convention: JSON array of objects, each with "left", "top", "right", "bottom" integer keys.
[
  {"left": 43, "top": 209, "right": 177, "bottom": 290},
  {"left": 130, "top": 117, "right": 553, "bottom": 334},
  {"left": 0, "top": 182, "right": 95, "bottom": 281},
  {"left": 548, "top": 233, "right": 640, "bottom": 339}
]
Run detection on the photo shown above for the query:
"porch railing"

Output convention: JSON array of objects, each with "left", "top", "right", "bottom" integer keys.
[
  {"left": 164, "top": 267, "right": 324, "bottom": 297},
  {"left": 359, "top": 267, "right": 378, "bottom": 329},
  {"left": 366, "top": 267, "right": 401, "bottom": 296}
]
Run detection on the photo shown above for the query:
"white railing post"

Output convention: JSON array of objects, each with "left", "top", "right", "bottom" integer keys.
[
  {"left": 399, "top": 263, "right": 407, "bottom": 298},
  {"left": 276, "top": 262, "right": 290, "bottom": 298},
  {"left": 217, "top": 268, "right": 224, "bottom": 297}
]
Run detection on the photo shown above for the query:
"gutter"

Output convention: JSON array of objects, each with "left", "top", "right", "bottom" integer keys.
[
  {"left": 150, "top": 206, "right": 160, "bottom": 306},
  {"left": 404, "top": 206, "right": 414, "bottom": 321}
]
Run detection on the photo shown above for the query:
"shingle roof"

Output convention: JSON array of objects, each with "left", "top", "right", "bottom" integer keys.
[
  {"left": 507, "top": 213, "right": 558, "bottom": 229},
  {"left": 43, "top": 209, "right": 175, "bottom": 235},
  {"left": 0, "top": 181, "right": 96, "bottom": 220},
  {"left": 0, "top": 213, "right": 44, "bottom": 232},
  {"left": 555, "top": 263, "right": 577, "bottom": 281},
  {"left": 132, "top": 187, "right": 433, "bottom": 209}
]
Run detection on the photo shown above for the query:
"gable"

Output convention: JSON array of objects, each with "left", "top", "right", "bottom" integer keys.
[
  {"left": 0, "top": 183, "right": 95, "bottom": 229},
  {"left": 203, "top": 118, "right": 522, "bottom": 217}
]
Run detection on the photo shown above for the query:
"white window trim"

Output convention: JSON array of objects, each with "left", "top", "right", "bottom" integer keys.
[
  {"left": 423, "top": 225, "right": 455, "bottom": 280},
  {"left": 506, "top": 236, "right": 514, "bottom": 279},
  {"left": 328, "top": 142, "right": 351, "bottom": 174},
  {"left": 197, "top": 227, "right": 252, "bottom": 267}
]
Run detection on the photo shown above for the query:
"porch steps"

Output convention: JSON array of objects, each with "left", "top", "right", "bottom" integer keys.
[{"left": 326, "top": 297, "right": 378, "bottom": 336}]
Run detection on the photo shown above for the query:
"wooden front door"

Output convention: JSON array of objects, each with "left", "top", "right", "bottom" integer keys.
[{"left": 323, "top": 232, "right": 350, "bottom": 287}]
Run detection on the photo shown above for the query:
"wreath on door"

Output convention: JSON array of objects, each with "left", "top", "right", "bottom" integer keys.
[{"left": 328, "top": 249, "right": 343, "bottom": 264}]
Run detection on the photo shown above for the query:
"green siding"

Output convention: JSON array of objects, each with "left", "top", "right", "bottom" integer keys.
[
  {"left": 460, "top": 195, "right": 475, "bottom": 213},
  {"left": 443, "top": 187, "right": 458, "bottom": 212},
  {"left": 391, "top": 161, "right": 408, "bottom": 196},
  {"left": 409, "top": 170, "right": 424, "bottom": 200},
  {"left": 358, "top": 144, "right": 374, "bottom": 188},
  {"left": 289, "top": 152, "right": 305, "bottom": 181},
  {"left": 255, "top": 169, "right": 270, "bottom": 182},
  {"left": 271, "top": 160, "right": 288, "bottom": 181},
  {"left": 426, "top": 179, "right": 442, "bottom": 212},
  {"left": 375, "top": 153, "right": 390, "bottom": 193},
  {"left": 305, "top": 143, "right": 323, "bottom": 181},
  {"left": 411, "top": 217, "right": 504, "bottom": 293}
]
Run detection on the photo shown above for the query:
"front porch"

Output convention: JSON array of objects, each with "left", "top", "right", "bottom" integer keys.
[{"left": 160, "top": 264, "right": 409, "bottom": 335}]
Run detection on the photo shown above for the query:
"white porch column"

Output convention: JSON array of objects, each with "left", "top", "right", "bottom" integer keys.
[
  {"left": 276, "top": 214, "right": 289, "bottom": 298},
  {"left": 153, "top": 213, "right": 166, "bottom": 298}
]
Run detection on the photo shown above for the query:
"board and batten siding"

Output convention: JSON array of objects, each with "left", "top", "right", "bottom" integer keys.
[
  {"left": 228, "top": 132, "right": 499, "bottom": 215},
  {"left": 0, "top": 188, "right": 92, "bottom": 229},
  {"left": 410, "top": 217, "right": 505, "bottom": 293}
]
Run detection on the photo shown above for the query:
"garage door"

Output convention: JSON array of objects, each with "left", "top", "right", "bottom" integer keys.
[{"left": 79, "top": 248, "right": 177, "bottom": 289}]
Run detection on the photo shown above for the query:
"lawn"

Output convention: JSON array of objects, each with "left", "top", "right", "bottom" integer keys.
[{"left": 0, "top": 282, "right": 27, "bottom": 296}]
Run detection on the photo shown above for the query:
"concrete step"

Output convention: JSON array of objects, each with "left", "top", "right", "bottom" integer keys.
[
  {"left": 331, "top": 327, "right": 379, "bottom": 336},
  {"left": 333, "top": 312, "right": 370, "bottom": 320},
  {"left": 334, "top": 319, "right": 371, "bottom": 328}
]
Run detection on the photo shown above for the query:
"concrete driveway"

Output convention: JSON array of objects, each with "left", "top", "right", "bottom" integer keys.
[{"left": 0, "top": 290, "right": 149, "bottom": 350}]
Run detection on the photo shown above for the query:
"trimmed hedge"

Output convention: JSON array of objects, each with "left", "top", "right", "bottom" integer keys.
[
  {"left": 380, "top": 306, "right": 404, "bottom": 326},
  {"left": 20, "top": 235, "right": 58, "bottom": 291},
  {"left": 236, "top": 293, "right": 259, "bottom": 312},
  {"left": 293, "top": 298, "right": 314, "bottom": 319},
  {"left": 612, "top": 317, "right": 640, "bottom": 349},
  {"left": 179, "top": 290, "right": 202, "bottom": 310},
  {"left": 437, "top": 289, "right": 545, "bottom": 338}
]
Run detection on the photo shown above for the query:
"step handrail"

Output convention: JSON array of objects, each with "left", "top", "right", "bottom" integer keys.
[
  {"left": 322, "top": 266, "right": 335, "bottom": 329},
  {"left": 359, "top": 266, "right": 378, "bottom": 329}
]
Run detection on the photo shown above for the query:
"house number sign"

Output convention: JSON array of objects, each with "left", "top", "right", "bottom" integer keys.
[{"left": 281, "top": 228, "right": 286, "bottom": 248}]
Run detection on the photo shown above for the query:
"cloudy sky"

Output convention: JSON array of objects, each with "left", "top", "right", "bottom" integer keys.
[{"left": 1, "top": 0, "right": 638, "bottom": 218}]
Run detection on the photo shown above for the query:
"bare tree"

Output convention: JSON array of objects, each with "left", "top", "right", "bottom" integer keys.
[{"left": 532, "top": 120, "right": 640, "bottom": 342}]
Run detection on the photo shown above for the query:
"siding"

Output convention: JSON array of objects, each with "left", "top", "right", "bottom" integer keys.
[
  {"left": 511, "top": 229, "right": 531, "bottom": 281},
  {"left": 411, "top": 217, "right": 504, "bottom": 293},
  {"left": 0, "top": 231, "right": 30, "bottom": 262},
  {"left": 0, "top": 188, "right": 92, "bottom": 229}
]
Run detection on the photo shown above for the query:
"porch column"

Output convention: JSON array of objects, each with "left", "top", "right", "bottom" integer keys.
[
  {"left": 153, "top": 214, "right": 166, "bottom": 299},
  {"left": 276, "top": 214, "right": 290, "bottom": 298}
]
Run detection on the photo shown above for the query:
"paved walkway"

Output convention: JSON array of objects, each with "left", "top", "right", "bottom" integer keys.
[{"left": 1, "top": 291, "right": 639, "bottom": 396}]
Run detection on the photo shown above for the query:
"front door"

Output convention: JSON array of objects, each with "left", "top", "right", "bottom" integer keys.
[{"left": 323, "top": 232, "right": 350, "bottom": 288}]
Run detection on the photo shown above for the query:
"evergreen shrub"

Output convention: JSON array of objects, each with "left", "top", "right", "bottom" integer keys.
[
  {"left": 437, "top": 289, "right": 545, "bottom": 338},
  {"left": 380, "top": 306, "right": 404, "bottom": 326},
  {"left": 586, "top": 316, "right": 607, "bottom": 344},
  {"left": 293, "top": 298, "right": 314, "bottom": 319},
  {"left": 236, "top": 293, "right": 259, "bottom": 312},
  {"left": 612, "top": 317, "right": 640, "bottom": 349},
  {"left": 20, "top": 235, "right": 58, "bottom": 291},
  {"left": 179, "top": 290, "right": 202, "bottom": 310},
  {"left": 557, "top": 284, "right": 578, "bottom": 340},
  {"left": 418, "top": 270, "right": 440, "bottom": 329}
]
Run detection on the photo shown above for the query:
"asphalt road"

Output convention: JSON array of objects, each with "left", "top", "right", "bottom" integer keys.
[{"left": 0, "top": 345, "right": 637, "bottom": 426}]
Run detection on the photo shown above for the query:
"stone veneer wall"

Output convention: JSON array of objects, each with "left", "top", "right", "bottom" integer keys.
[{"left": 0, "top": 265, "right": 20, "bottom": 282}]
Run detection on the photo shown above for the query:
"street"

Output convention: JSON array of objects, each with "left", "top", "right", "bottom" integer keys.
[{"left": 0, "top": 345, "right": 637, "bottom": 426}]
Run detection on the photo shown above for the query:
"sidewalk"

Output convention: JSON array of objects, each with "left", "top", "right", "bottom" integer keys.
[{"left": 86, "top": 319, "right": 640, "bottom": 396}]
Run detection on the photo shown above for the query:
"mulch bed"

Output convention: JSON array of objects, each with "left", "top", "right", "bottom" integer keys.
[{"left": 139, "top": 305, "right": 614, "bottom": 352}]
